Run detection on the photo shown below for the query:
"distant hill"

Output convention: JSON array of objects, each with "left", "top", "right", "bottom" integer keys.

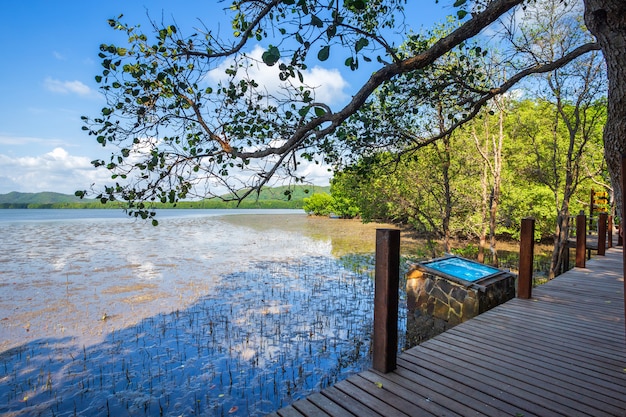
[
  {"left": 0, "top": 191, "right": 89, "bottom": 205},
  {"left": 220, "top": 185, "right": 330, "bottom": 202},
  {"left": 0, "top": 186, "right": 330, "bottom": 209}
]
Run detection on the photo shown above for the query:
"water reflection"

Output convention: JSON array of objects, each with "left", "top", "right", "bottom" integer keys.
[{"left": 0, "top": 211, "right": 390, "bottom": 416}]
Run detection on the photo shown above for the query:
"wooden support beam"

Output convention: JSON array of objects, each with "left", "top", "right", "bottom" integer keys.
[
  {"left": 373, "top": 228, "right": 400, "bottom": 374},
  {"left": 606, "top": 216, "right": 613, "bottom": 249},
  {"left": 621, "top": 155, "right": 626, "bottom": 339},
  {"left": 518, "top": 218, "right": 534, "bottom": 299},
  {"left": 598, "top": 212, "right": 607, "bottom": 256},
  {"left": 575, "top": 213, "right": 586, "bottom": 268}
]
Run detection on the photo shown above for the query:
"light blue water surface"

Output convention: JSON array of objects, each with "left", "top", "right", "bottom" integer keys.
[
  {"left": 425, "top": 257, "right": 501, "bottom": 282},
  {"left": 0, "top": 208, "right": 303, "bottom": 223},
  {"left": 0, "top": 208, "right": 379, "bottom": 417}
]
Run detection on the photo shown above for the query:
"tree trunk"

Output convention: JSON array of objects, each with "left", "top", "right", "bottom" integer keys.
[
  {"left": 550, "top": 211, "right": 570, "bottom": 278},
  {"left": 584, "top": 0, "right": 626, "bottom": 215},
  {"left": 478, "top": 164, "right": 488, "bottom": 264}
]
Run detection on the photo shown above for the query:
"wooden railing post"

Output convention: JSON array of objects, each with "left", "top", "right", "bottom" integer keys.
[
  {"left": 607, "top": 215, "right": 613, "bottom": 249},
  {"left": 373, "top": 228, "right": 400, "bottom": 373},
  {"left": 518, "top": 218, "right": 535, "bottom": 299},
  {"left": 598, "top": 212, "right": 607, "bottom": 256},
  {"left": 621, "top": 154, "right": 626, "bottom": 338},
  {"left": 575, "top": 212, "right": 586, "bottom": 268}
]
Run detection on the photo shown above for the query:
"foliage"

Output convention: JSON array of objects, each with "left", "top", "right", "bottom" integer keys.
[
  {"left": 79, "top": 0, "right": 610, "bottom": 221},
  {"left": 331, "top": 97, "right": 608, "bottom": 241},
  {"left": 303, "top": 189, "right": 360, "bottom": 218},
  {"left": 303, "top": 193, "right": 334, "bottom": 216}
]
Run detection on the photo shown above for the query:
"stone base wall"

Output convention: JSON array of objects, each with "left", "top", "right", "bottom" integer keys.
[{"left": 405, "top": 266, "right": 515, "bottom": 348}]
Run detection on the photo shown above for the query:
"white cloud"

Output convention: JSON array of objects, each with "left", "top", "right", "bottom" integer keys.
[
  {"left": 295, "top": 159, "right": 332, "bottom": 186},
  {"left": 44, "top": 77, "right": 94, "bottom": 97},
  {"left": 0, "top": 134, "right": 64, "bottom": 147},
  {"left": 0, "top": 147, "right": 111, "bottom": 194},
  {"left": 205, "top": 45, "right": 350, "bottom": 106},
  {"left": 53, "top": 51, "right": 66, "bottom": 60}
]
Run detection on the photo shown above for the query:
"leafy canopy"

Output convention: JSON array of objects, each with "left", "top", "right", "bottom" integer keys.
[{"left": 79, "top": 0, "right": 600, "bottom": 220}]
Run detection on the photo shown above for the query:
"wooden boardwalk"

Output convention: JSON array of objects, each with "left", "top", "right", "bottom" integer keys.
[{"left": 268, "top": 247, "right": 626, "bottom": 417}]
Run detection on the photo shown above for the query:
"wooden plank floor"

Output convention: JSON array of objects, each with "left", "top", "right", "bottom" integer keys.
[{"left": 268, "top": 247, "right": 626, "bottom": 417}]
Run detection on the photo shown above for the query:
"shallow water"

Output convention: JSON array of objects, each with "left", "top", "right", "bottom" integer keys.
[{"left": 0, "top": 209, "right": 400, "bottom": 416}]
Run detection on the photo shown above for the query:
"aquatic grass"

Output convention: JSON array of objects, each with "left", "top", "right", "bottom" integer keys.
[{"left": 0, "top": 255, "right": 379, "bottom": 416}]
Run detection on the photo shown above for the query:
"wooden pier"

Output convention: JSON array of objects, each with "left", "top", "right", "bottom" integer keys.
[{"left": 268, "top": 247, "right": 626, "bottom": 417}]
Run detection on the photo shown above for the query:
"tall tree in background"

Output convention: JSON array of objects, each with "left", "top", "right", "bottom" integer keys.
[
  {"left": 81, "top": 0, "right": 620, "bottom": 221},
  {"left": 512, "top": 0, "right": 607, "bottom": 277},
  {"left": 471, "top": 96, "right": 507, "bottom": 266}
]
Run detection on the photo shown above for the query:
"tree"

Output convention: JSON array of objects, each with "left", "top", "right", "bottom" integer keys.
[
  {"left": 471, "top": 97, "right": 507, "bottom": 266},
  {"left": 81, "top": 0, "right": 618, "bottom": 220},
  {"left": 583, "top": 0, "right": 626, "bottom": 216},
  {"left": 510, "top": 0, "right": 607, "bottom": 277}
]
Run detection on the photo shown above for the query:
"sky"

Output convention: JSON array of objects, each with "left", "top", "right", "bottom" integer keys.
[{"left": 0, "top": 1, "right": 452, "bottom": 195}]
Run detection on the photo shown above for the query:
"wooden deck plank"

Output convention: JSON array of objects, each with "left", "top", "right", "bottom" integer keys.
[
  {"left": 406, "top": 341, "right": 624, "bottom": 416},
  {"left": 395, "top": 357, "right": 555, "bottom": 417},
  {"left": 270, "top": 248, "right": 626, "bottom": 416},
  {"left": 321, "top": 386, "right": 384, "bottom": 417},
  {"left": 274, "top": 404, "right": 307, "bottom": 417},
  {"left": 436, "top": 327, "right": 626, "bottom": 398},
  {"left": 291, "top": 398, "right": 332, "bottom": 417},
  {"left": 399, "top": 351, "right": 592, "bottom": 417},
  {"left": 440, "top": 321, "right": 626, "bottom": 382},
  {"left": 343, "top": 375, "right": 438, "bottom": 417},
  {"left": 426, "top": 336, "right": 626, "bottom": 409},
  {"left": 362, "top": 368, "right": 511, "bottom": 417},
  {"left": 441, "top": 309, "right": 624, "bottom": 368},
  {"left": 332, "top": 379, "right": 411, "bottom": 417},
  {"left": 306, "top": 393, "right": 358, "bottom": 417}
]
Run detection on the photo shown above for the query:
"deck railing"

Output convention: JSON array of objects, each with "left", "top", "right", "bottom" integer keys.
[{"left": 372, "top": 213, "right": 612, "bottom": 373}]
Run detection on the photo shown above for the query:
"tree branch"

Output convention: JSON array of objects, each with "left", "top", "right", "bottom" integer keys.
[{"left": 403, "top": 41, "right": 601, "bottom": 151}]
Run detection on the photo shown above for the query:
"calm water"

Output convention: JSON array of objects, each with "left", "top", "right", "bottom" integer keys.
[{"left": 0, "top": 209, "right": 399, "bottom": 416}]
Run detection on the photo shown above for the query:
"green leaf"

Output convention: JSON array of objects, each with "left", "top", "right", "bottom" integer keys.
[
  {"left": 457, "top": 10, "right": 468, "bottom": 19},
  {"left": 262, "top": 45, "right": 281, "bottom": 66},
  {"left": 355, "top": 37, "right": 369, "bottom": 53},
  {"left": 345, "top": 0, "right": 367, "bottom": 10},
  {"left": 314, "top": 107, "right": 326, "bottom": 117},
  {"left": 318, "top": 45, "right": 330, "bottom": 61},
  {"left": 326, "top": 25, "right": 336, "bottom": 39},
  {"left": 453, "top": 0, "right": 467, "bottom": 6},
  {"left": 310, "top": 15, "right": 323, "bottom": 28}
]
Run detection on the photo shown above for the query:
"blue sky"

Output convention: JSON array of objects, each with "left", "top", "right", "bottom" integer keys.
[{"left": 0, "top": 1, "right": 452, "bottom": 195}]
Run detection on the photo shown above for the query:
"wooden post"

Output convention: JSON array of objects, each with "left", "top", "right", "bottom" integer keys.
[
  {"left": 598, "top": 212, "right": 607, "bottom": 256},
  {"left": 575, "top": 212, "right": 586, "bottom": 268},
  {"left": 518, "top": 218, "right": 535, "bottom": 299},
  {"left": 621, "top": 155, "right": 626, "bottom": 339},
  {"left": 589, "top": 188, "right": 595, "bottom": 232},
  {"left": 607, "top": 215, "right": 613, "bottom": 249},
  {"left": 373, "top": 228, "right": 400, "bottom": 374},
  {"left": 562, "top": 244, "right": 570, "bottom": 274}
]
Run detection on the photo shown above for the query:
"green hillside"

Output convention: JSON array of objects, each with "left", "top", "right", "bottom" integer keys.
[
  {"left": 0, "top": 186, "right": 330, "bottom": 209},
  {"left": 0, "top": 191, "right": 88, "bottom": 204},
  {"left": 0, "top": 191, "right": 96, "bottom": 208}
]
